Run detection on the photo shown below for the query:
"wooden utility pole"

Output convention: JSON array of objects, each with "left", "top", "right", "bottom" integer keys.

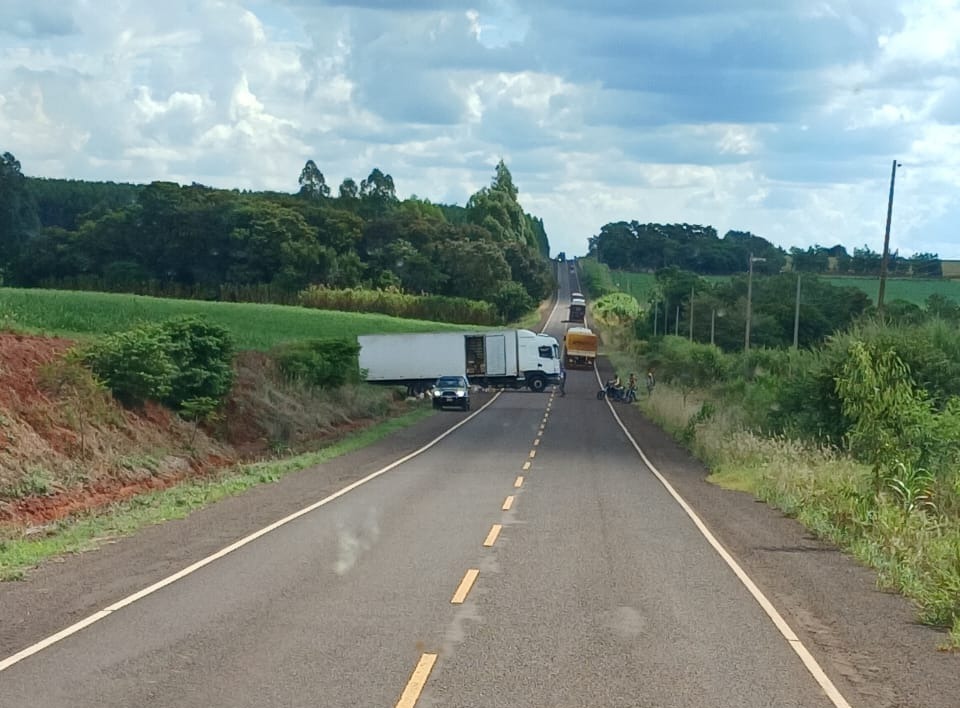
[
  {"left": 793, "top": 273, "right": 802, "bottom": 349},
  {"left": 745, "top": 253, "right": 766, "bottom": 352},
  {"left": 877, "top": 159, "right": 901, "bottom": 314}
]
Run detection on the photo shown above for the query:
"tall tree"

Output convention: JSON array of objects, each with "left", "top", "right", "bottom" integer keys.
[
  {"left": 338, "top": 178, "right": 359, "bottom": 200},
  {"left": 0, "top": 152, "right": 39, "bottom": 277},
  {"left": 359, "top": 168, "right": 398, "bottom": 218},
  {"left": 298, "top": 159, "right": 330, "bottom": 199}
]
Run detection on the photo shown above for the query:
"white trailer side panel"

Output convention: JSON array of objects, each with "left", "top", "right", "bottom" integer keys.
[{"left": 358, "top": 332, "right": 468, "bottom": 381}]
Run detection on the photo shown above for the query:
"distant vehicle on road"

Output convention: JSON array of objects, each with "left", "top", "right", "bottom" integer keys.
[
  {"left": 568, "top": 296, "right": 587, "bottom": 323},
  {"left": 431, "top": 375, "right": 471, "bottom": 410}
]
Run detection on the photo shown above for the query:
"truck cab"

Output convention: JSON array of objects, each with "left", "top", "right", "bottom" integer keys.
[{"left": 523, "top": 331, "right": 562, "bottom": 391}]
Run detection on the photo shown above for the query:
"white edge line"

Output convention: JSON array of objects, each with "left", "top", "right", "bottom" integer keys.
[
  {"left": 540, "top": 283, "right": 562, "bottom": 335},
  {"left": 0, "top": 391, "right": 503, "bottom": 673},
  {"left": 593, "top": 367, "right": 852, "bottom": 708}
]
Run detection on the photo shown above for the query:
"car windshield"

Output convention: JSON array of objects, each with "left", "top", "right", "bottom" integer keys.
[{"left": 436, "top": 377, "right": 465, "bottom": 388}]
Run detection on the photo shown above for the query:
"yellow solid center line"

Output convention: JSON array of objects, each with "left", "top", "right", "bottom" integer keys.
[
  {"left": 515, "top": 475, "right": 524, "bottom": 488},
  {"left": 529, "top": 449, "right": 536, "bottom": 458},
  {"left": 451, "top": 568, "right": 480, "bottom": 604},
  {"left": 502, "top": 495, "right": 514, "bottom": 511},
  {"left": 483, "top": 524, "right": 502, "bottom": 547},
  {"left": 522, "top": 461, "right": 531, "bottom": 471},
  {"left": 395, "top": 653, "right": 438, "bottom": 708}
]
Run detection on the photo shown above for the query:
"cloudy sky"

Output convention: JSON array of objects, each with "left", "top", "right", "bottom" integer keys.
[{"left": 2, "top": 0, "right": 959, "bottom": 259}]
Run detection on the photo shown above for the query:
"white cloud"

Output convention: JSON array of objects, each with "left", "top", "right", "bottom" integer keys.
[{"left": 0, "top": 0, "right": 959, "bottom": 258}]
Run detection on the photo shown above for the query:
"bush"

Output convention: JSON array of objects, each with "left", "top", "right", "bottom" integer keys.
[
  {"left": 491, "top": 281, "right": 535, "bottom": 322},
  {"left": 84, "top": 325, "right": 177, "bottom": 406},
  {"left": 159, "top": 316, "right": 234, "bottom": 410},
  {"left": 83, "top": 316, "right": 235, "bottom": 413},
  {"left": 272, "top": 338, "right": 361, "bottom": 389}
]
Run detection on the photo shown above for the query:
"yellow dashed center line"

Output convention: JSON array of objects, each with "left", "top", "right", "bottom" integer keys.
[
  {"left": 451, "top": 568, "right": 480, "bottom": 604},
  {"left": 483, "top": 524, "right": 502, "bottom": 547},
  {"left": 522, "top": 461, "right": 531, "bottom": 471},
  {"left": 502, "top": 495, "right": 515, "bottom": 511},
  {"left": 395, "top": 653, "right": 438, "bottom": 708},
  {"left": 514, "top": 475, "right": 524, "bottom": 488}
]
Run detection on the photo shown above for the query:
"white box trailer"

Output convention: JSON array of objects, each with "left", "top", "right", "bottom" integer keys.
[{"left": 358, "top": 329, "right": 562, "bottom": 394}]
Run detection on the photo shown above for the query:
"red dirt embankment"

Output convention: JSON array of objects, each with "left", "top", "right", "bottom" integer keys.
[{"left": 0, "top": 333, "right": 233, "bottom": 527}]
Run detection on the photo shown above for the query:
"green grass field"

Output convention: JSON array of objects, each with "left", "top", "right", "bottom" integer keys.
[
  {"left": 0, "top": 288, "right": 475, "bottom": 350},
  {"left": 608, "top": 270, "right": 960, "bottom": 307}
]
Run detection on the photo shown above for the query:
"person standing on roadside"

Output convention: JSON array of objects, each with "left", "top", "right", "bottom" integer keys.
[
  {"left": 646, "top": 370, "right": 656, "bottom": 396},
  {"left": 559, "top": 366, "right": 566, "bottom": 396}
]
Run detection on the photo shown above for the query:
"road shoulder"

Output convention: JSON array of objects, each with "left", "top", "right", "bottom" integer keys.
[{"left": 594, "top": 356, "right": 958, "bottom": 708}]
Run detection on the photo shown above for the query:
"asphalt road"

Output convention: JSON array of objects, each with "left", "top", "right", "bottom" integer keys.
[{"left": 1, "top": 265, "right": 842, "bottom": 707}]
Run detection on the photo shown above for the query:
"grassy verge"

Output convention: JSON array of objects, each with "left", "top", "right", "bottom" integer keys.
[
  {"left": 638, "top": 384, "right": 960, "bottom": 650},
  {"left": 0, "top": 403, "right": 436, "bottom": 581}
]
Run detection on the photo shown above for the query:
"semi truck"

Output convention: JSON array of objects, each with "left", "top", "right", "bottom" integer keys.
[
  {"left": 358, "top": 329, "right": 562, "bottom": 395},
  {"left": 568, "top": 296, "right": 586, "bottom": 323},
  {"left": 563, "top": 326, "right": 598, "bottom": 368}
]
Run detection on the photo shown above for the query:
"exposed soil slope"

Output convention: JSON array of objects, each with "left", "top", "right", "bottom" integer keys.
[{"left": 0, "top": 333, "right": 232, "bottom": 526}]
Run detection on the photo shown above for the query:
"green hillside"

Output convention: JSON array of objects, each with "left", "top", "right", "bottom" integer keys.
[{"left": 0, "top": 288, "right": 474, "bottom": 351}]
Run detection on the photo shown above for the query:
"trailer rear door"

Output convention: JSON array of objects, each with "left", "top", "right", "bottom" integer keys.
[{"left": 484, "top": 333, "right": 508, "bottom": 375}]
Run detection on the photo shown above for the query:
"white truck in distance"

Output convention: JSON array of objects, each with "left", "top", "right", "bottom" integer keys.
[{"left": 358, "top": 329, "right": 562, "bottom": 395}]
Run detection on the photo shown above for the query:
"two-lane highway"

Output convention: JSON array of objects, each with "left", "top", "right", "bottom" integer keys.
[{"left": 0, "top": 263, "right": 848, "bottom": 707}]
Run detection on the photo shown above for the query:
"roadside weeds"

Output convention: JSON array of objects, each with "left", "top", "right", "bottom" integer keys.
[
  {"left": 636, "top": 383, "right": 960, "bottom": 652},
  {"left": 0, "top": 404, "right": 435, "bottom": 582}
]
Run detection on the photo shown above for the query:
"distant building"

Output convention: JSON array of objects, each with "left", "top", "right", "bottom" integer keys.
[{"left": 942, "top": 260, "right": 960, "bottom": 279}]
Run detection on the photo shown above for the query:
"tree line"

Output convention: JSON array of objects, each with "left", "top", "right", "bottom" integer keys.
[
  {"left": 589, "top": 221, "right": 943, "bottom": 277},
  {"left": 0, "top": 152, "right": 554, "bottom": 319}
]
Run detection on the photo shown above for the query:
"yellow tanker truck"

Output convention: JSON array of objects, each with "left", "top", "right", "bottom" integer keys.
[{"left": 563, "top": 326, "right": 598, "bottom": 369}]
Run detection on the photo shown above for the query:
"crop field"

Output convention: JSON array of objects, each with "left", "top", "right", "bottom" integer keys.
[
  {"left": 609, "top": 270, "right": 960, "bottom": 307},
  {"left": 0, "top": 288, "right": 474, "bottom": 351}
]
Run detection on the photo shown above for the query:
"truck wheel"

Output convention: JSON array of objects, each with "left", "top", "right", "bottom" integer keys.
[{"left": 528, "top": 377, "right": 546, "bottom": 393}]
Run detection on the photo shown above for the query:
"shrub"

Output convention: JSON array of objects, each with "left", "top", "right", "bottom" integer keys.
[
  {"left": 83, "top": 325, "right": 177, "bottom": 406},
  {"left": 82, "top": 316, "right": 235, "bottom": 412},
  {"left": 491, "top": 281, "right": 535, "bottom": 322},
  {"left": 272, "top": 338, "right": 361, "bottom": 389},
  {"left": 158, "top": 316, "right": 235, "bottom": 410}
]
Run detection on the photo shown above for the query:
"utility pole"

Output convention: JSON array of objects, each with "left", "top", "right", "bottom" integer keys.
[
  {"left": 877, "top": 159, "right": 901, "bottom": 314},
  {"left": 745, "top": 253, "right": 766, "bottom": 352},
  {"left": 675, "top": 305, "right": 680, "bottom": 336},
  {"left": 793, "top": 273, "right": 802, "bottom": 349},
  {"left": 653, "top": 300, "right": 658, "bottom": 336},
  {"left": 689, "top": 287, "right": 694, "bottom": 341}
]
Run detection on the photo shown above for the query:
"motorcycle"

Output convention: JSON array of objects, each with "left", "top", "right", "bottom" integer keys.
[{"left": 596, "top": 382, "right": 636, "bottom": 403}]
